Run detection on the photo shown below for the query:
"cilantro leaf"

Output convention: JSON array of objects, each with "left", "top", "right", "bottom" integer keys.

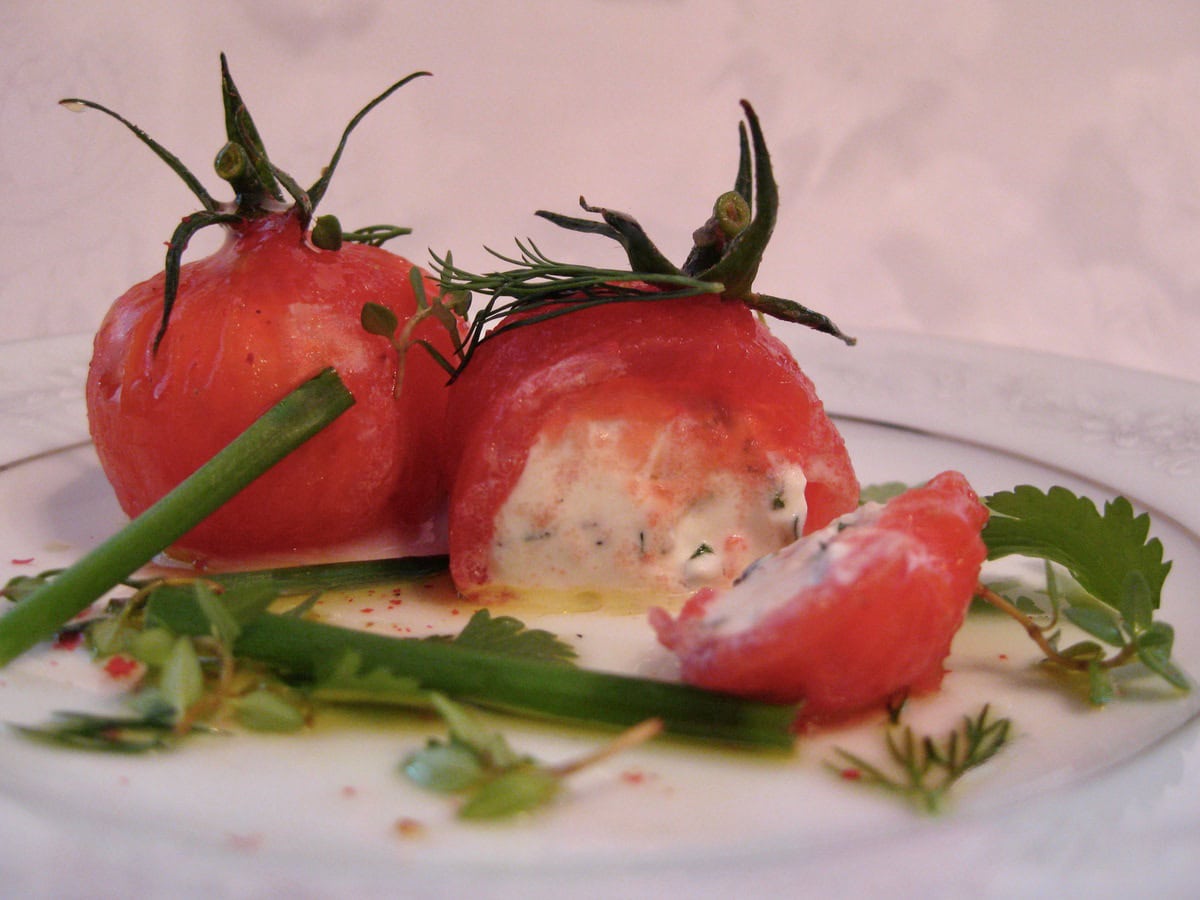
[
  {"left": 427, "top": 609, "right": 578, "bottom": 665},
  {"left": 978, "top": 485, "right": 1190, "bottom": 702},
  {"left": 983, "top": 486, "right": 1171, "bottom": 620}
]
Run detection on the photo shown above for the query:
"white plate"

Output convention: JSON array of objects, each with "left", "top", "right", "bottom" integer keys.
[{"left": 1, "top": 329, "right": 1198, "bottom": 898}]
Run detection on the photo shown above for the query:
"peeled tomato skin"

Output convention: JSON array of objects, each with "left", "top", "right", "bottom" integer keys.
[
  {"left": 649, "top": 471, "right": 990, "bottom": 725},
  {"left": 441, "top": 293, "right": 861, "bottom": 595},
  {"left": 87, "top": 212, "right": 452, "bottom": 562}
]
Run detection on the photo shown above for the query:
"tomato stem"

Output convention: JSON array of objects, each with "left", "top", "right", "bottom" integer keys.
[
  {"left": 62, "top": 56, "right": 428, "bottom": 344},
  {"left": 0, "top": 369, "right": 355, "bottom": 667}
]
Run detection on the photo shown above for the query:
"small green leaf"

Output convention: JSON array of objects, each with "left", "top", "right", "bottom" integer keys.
[
  {"left": 129, "top": 627, "right": 176, "bottom": 666},
  {"left": 1136, "top": 622, "right": 1191, "bottom": 689},
  {"left": 160, "top": 637, "right": 204, "bottom": 715},
  {"left": 458, "top": 765, "right": 561, "bottom": 820},
  {"left": 1059, "top": 640, "right": 1105, "bottom": 661},
  {"left": 233, "top": 689, "right": 306, "bottom": 732},
  {"left": 310, "top": 650, "right": 429, "bottom": 709},
  {"left": 360, "top": 302, "right": 399, "bottom": 338},
  {"left": 1121, "top": 570, "right": 1154, "bottom": 633},
  {"left": 427, "top": 609, "right": 577, "bottom": 666},
  {"left": 410, "top": 266, "right": 430, "bottom": 311},
  {"left": 1062, "top": 606, "right": 1124, "bottom": 647},
  {"left": 402, "top": 740, "right": 486, "bottom": 793},
  {"left": 87, "top": 616, "right": 130, "bottom": 657},
  {"left": 430, "top": 693, "right": 524, "bottom": 769},
  {"left": 1, "top": 571, "right": 60, "bottom": 603},
  {"left": 1087, "top": 660, "right": 1115, "bottom": 706},
  {"left": 192, "top": 582, "right": 241, "bottom": 649}
]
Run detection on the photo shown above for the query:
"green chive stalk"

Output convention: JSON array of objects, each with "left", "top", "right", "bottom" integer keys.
[
  {"left": 151, "top": 598, "right": 796, "bottom": 749},
  {"left": 0, "top": 368, "right": 354, "bottom": 666}
]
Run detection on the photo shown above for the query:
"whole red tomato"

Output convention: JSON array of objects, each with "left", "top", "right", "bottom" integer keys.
[{"left": 77, "top": 58, "right": 452, "bottom": 564}]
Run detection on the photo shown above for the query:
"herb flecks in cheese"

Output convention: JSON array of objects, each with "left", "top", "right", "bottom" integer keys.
[{"left": 490, "top": 416, "right": 809, "bottom": 596}]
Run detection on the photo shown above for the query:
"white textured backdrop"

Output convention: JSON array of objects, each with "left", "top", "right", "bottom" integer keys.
[{"left": 3, "top": 0, "right": 1199, "bottom": 383}]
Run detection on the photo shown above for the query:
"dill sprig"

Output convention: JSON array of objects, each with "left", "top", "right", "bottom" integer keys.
[
  {"left": 430, "top": 239, "right": 724, "bottom": 377},
  {"left": 828, "top": 705, "right": 1012, "bottom": 814}
]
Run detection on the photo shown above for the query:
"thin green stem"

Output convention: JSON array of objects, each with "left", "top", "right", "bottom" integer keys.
[{"left": 0, "top": 369, "right": 355, "bottom": 667}]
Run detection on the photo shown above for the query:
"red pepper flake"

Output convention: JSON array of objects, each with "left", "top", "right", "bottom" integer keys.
[
  {"left": 998, "top": 653, "right": 1009, "bottom": 661},
  {"left": 10, "top": 557, "right": 34, "bottom": 565},
  {"left": 360, "top": 608, "right": 375, "bottom": 614},
  {"left": 53, "top": 631, "right": 83, "bottom": 651},
  {"left": 451, "top": 608, "right": 460, "bottom": 616},
  {"left": 341, "top": 786, "right": 358, "bottom": 798},
  {"left": 103, "top": 655, "right": 139, "bottom": 679},
  {"left": 394, "top": 817, "right": 425, "bottom": 839},
  {"left": 840, "top": 768, "right": 863, "bottom": 781},
  {"left": 620, "top": 769, "right": 648, "bottom": 785},
  {"left": 391, "top": 587, "right": 404, "bottom": 596}
]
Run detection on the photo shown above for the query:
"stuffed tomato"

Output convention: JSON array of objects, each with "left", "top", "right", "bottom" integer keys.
[
  {"left": 649, "top": 471, "right": 989, "bottom": 725},
  {"left": 442, "top": 294, "right": 859, "bottom": 602}
]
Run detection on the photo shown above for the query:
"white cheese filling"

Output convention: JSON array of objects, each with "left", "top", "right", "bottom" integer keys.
[
  {"left": 489, "top": 416, "right": 809, "bottom": 595},
  {"left": 698, "top": 502, "right": 889, "bottom": 636}
]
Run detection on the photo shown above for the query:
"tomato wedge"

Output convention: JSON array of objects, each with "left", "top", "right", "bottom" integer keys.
[
  {"left": 649, "top": 471, "right": 989, "bottom": 725},
  {"left": 443, "top": 294, "right": 860, "bottom": 601}
]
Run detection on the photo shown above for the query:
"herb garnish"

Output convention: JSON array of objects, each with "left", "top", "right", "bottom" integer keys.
[
  {"left": 403, "top": 693, "right": 661, "bottom": 820},
  {"left": 978, "top": 486, "right": 1189, "bottom": 704},
  {"left": 828, "top": 705, "right": 1011, "bottom": 814}
]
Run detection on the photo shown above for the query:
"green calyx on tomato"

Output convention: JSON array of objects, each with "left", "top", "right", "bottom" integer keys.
[
  {"left": 429, "top": 100, "right": 854, "bottom": 382},
  {"left": 61, "top": 53, "right": 429, "bottom": 348}
]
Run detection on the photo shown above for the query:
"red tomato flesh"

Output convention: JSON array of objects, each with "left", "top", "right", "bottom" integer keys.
[
  {"left": 443, "top": 294, "right": 860, "bottom": 600},
  {"left": 87, "top": 211, "right": 452, "bottom": 564},
  {"left": 649, "top": 471, "right": 989, "bottom": 725}
]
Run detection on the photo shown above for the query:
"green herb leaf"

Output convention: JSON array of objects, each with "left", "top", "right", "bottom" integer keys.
[
  {"left": 979, "top": 486, "right": 1191, "bottom": 700},
  {"left": 983, "top": 486, "right": 1171, "bottom": 617},
  {"left": 233, "top": 688, "right": 306, "bottom": 733},
  {"left": 1061, "top": 606, "right": 1123, "bottom": 647},
  {"left": 458, "top": 766, "right": 561, "bottom": 820},
  {"left": 401, "top": 694, "right": 656, "bottom": 821},
  {"left": 160, "top": 636, "right": 204, "bottom": 715},
  {"left": 360, "top": 301, "right": 398, "bottom": 337},
  {"left": 427, "top": 609, "right": 578, "bottom": 665},
  {"left": 403, "top": 739, "right": 486, "bottom": 793},
  {"left": 309, "top": 650, "right": 430, "bottom": 710}
]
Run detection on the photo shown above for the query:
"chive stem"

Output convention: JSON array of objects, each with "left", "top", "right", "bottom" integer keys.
[
  {"left": 0, "top": 368, "right": 355, "bottom": 666},
  {"left": 158, "top": 606, "right": 797, "bottom": 749}
]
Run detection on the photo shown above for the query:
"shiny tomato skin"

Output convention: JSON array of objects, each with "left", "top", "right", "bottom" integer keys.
[
  {"left": 87, "top": 211, "right": 451, "bottom": 563},
  {"left": 442, "top": 293, "right": 860, "bottom": 595},
  {"left": 649, "top": 471, "right": 989, "bottom": 725}
]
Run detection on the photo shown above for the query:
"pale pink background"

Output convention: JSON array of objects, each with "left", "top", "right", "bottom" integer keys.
[{"left": 3, "top": 0, "right": 1199, "bottom": 384}]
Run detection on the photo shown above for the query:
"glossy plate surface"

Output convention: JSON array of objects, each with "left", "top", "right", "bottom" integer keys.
[{"left": 1, "top": 330, "right": 1198, "bottom": 897}]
